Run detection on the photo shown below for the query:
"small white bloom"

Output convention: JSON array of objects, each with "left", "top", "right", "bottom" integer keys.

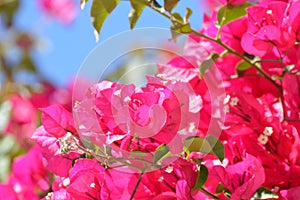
[
  {"left": 188, "top": 122, "right": 196, "bottom": 133},
  {"left": 63, "top": 178, "right": 70, "bottom": 187},
  {"left": 223, "top": 94, "right": 230, "bottom": 105},
  {"left": 230, "top": 97, "right": 239, "bottom": 107},
  {"left": 266, "top": 10, "right": 272, "bottom": 15},
  {"left": 45, "top": 192, "right": 53, "bottom": 200},
  {"left": 124, "top": 96, "right": 131, "bottom": 103},
  {"left": 90, "top": 182, "right": 96, "bottom": 188},
  {"left": 258, "top": 134, "right": 268, "bottom": 145},
  {"left": 165, "top": 166, "right": 174, "bottom": 173},
  {"left": 263, "top": 126, "right": 273, "bottom": 136},
  {"left": 113, "top": 89, "right": 121, "bottom": 96}
]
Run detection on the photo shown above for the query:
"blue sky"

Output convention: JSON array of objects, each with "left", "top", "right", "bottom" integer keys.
[{"left": 16, "top": 0, "right": 203, "bottom": 86}]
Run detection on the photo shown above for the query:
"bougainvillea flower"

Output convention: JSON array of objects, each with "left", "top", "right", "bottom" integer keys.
[
  {"left": 66, "top": 159, "right": 131, "bottom": 199},
  {"left": 283, "top": 74, "right": 300, "bottom": 120},
  {"left": 212, "top": 154, "right": 265, "bottom": 199},
  {"left": 1, "top": 147, "right": 51, "bottom": 199},
  {"left": 41, "top": 104, "right": 76, "bottom": 138},
  {"left": 241, "top": 1, "right": 298, "bottom": 57},
  {"left": 32, "top": 106, "right": 80, "bottom": 177},
  {"left": 38, "top": 0, "right": 77, "bottom": 24},
  {"left": 73, "top": 77, "right": 202, "bottom": 155},
  {"left": 280, "top": 186, "right": 300, "bottom": 200},
  {"left": 5, "top": 95, "right": 37, "bottom": 148}
]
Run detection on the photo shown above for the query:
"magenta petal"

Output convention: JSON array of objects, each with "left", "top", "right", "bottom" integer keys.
[
  {"left": 0, "top": 184, "right": 17, "bottom": 200},
  {"left": 280, "top": 186, "right": 300, "bottom": 200},
  {"left": 32, "top": 126, "right": 60, "bottom": 155},
  {"left": 41, "top": 104, "right": 76, "bottom": 138},
  {"left": 176, "top": 180, "right": 192, "bottom": 200},
  {"left": 133, "top": 104, "right": 167, "bottom": 138},
  {"left": 241, "top": 32, "right": 270, "bottom": 57}
]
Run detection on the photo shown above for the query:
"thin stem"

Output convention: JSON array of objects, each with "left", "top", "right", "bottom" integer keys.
[
  {"left": 130, "top": 170, "right": 145, "bottom": 200},
  {"left": 199, "top": 187, "right": 220, "bottom": 200},
  {"left": 254, "top": 59, "right": 281, "bottom": 63},
  {"left": 284, "top": 118, "right": 300, "bottom": 122},
  {"left": 76, "top": 143, "right": 145, "bottom": 170}
]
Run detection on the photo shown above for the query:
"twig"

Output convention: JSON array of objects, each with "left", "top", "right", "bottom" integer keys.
[
  {"left": 130, "top": 170, "right": 145, "bottom": 200},
  {"left": 199, "top": 187, "right": 221, "bottom": 200}
]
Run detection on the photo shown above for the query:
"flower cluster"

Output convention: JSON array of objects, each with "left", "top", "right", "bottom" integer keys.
[{"left": 1, "top": 0, "right": 300, "bottom": 199}]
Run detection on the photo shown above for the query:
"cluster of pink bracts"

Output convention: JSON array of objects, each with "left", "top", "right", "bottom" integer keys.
[{"left": 1, "top": 0, "right": 300, "bottom": 199}]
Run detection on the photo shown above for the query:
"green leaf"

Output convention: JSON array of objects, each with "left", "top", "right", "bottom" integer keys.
[
  {"left": 184, "top": 8, "right": 192, "bottom": 23},
  {"left": 80, "top": 0, "right": 89, "bottom": 10},
  {"left": 285, "top": 64, "right": 295, "bottom": 72},
  {"left": 215, "top": 183, "right": 225, "bottom": 194},
  {"left": 206, "top": 135, "right": 225, "bottom": 162},
  {"left": 19, "top": 52, "right": 36, "bottom": 72},
  {"left": 164, "top": 0, "right": 179, "bottom": 13},
  {"left": 236, "top": 60, "right": 251, "bottom": 76},
  {"left": 171, "top": 12, "right": 183, "bottom": 22},
  {"left": 236, "top": 60, "right": 251, "bottom": 71},
  {"left": 178, "top": 23, "right": 191, "bottom": 33},
  {"left": 200, "top": 59, "right": 214, "bottom": 79},
  {"left": 199, "top": 52, "right": 219, "bottom": 78},
  {"left": 129, "top": 0, "right": 146, "bottom": 29},
  {"left": 90, "top": 0, "right": 120, "bottom": 41},
  {"left": 183, "top": 137, "right": 211, "bottom": 154},
  {"left": 192, "top": 164, "right": 209, "bottom": 190},
  {"left": 253, "top": 187, "right": 279, "bottom": 199},
  {"left": 151, "top": 0, "right": 162, "bottom": 9},
  {"left": 153, "top": 144, "right": 169, "bottom": 164},
  {"left": 170, "top": 12, "right": 191, "bottom": 41},
  {"left": 217, "top": 2, "right": 252, "bottom": 26},
  {"left": 0, "top": 0, "right": 19, "bottom": 27},
  {"left": 183, "top": 135, "right": 225, "bottom": 161}
]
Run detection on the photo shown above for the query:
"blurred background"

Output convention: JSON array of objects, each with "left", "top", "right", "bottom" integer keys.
[{"left": 1, "top": 0, "right": 203, "bottom": 86}]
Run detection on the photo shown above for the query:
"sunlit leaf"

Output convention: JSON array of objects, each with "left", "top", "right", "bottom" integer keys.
[
  {"left": 151, "top": 0, "right": 162, "bottom": 9},
  {"left": 0, "top": 0, "right": 19, "bottom": 26},
  {"left": 217, "top": 2, "right": 252, "bottom": 26},
  {"left": 184, "top": 8, "right": 192, "bottom": 22},
  {"left": 183, "top": 135, "right": 225, "bottom": 161},
  {"left": 170, "top": 12, "right": 191, "bottom": 41},
  {"left": 171, "top": 12, "right": 183, "bottom": 22},
  {"left": 206, "top": 135, "right": 224, "bottom": 162},
  {"left": 80, "top": 0, "right": 89, "bottom": 10},
  {"left": 253, "top": 187, "right": 279, "bottom": 199},
  {"left": 183, "top": 136, "right": 211, "bottom": 154},
  {"left": 90, "top": 0, "right": 120, "bottom": 41},
  {"left": 129, "top": 0, "right": 147, "bottom": 29},
  {"left": 164, "top": 0, "right": 179, "bottom": 13}
]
